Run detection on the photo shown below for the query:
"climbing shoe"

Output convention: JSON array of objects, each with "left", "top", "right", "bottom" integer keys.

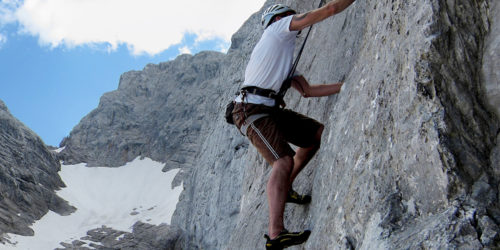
[
  {"left": 264, "top": 229, "right": 311, "bottom": 249},
  {"left": 286, "top": 189, "right": 311, "bottom": 204}
]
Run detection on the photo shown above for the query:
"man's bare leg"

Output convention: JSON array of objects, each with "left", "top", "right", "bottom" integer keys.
[
  {"left": 267, "top": 125, "right": 324, "bottom": 237},
  {"left": 290, "top": 125, "right": 324, "bottom": 184},
  {"left": 267, "top": 156, "right": 294, "bottom": 238}
]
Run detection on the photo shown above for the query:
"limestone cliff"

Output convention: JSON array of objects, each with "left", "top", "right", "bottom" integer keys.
[
  {"left": 59, "top": 51, "right": 225, "bottom": 171},
  {"left": 58, "top": 0, "right": 500, "bottom": 249},
  {"left": 173, "top": 0, "right": 500, "bottom": 248}
]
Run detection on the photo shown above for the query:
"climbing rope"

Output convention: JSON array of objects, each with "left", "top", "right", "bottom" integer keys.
[{"left": 276, "top": 0, "right": 326, "bottom": 107}]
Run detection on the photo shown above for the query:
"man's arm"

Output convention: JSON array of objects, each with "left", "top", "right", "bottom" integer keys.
[
  {"left": 289, "top": 0, "right": 356, "bottom": 31},
  {"left": 291, "top": 75, "right": 343, "bottom": 98}
]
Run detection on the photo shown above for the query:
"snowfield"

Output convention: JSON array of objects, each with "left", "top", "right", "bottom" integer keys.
[{"left": 5, "top": 157, "right": 182, "bottom": 250}]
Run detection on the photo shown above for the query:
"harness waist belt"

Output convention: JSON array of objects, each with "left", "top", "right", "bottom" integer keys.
[
  {"left": 241, "top": 86, "right": 278, "bottom": 99},
  {"left": 240, "top": 113, "right": 269, "bottom": 136}
]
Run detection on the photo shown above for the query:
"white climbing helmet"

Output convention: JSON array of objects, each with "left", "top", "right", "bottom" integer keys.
[{"left": 261, "top": 4, "right": 296, "bottom": 28}]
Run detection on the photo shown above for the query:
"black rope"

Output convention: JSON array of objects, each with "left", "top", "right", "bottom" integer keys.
[{"left": 276, "top": 0, "right": 326, "bottom": 106}]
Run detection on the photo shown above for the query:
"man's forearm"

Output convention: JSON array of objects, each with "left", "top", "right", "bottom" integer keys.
[
  {"left": 328, "top": 0, "right": 356, "bottom": 15},
  {"left": 290, "top": 0, "right": 356, "bottom": 31},
  {"left": 307, "top": 83, "right": 343, "bottom": 97}
]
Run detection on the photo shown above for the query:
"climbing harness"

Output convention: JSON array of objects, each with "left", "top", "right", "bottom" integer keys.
[{"left": 241, "top": 86, "right": 278, "bottom": 99}]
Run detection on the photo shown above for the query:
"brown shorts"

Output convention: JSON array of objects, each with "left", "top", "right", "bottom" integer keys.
[{"left": 232, "top": 102, "right": 323, "bottom": 165}]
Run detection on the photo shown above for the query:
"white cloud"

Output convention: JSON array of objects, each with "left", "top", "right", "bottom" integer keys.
[
  {"left": 3, "top": 0, "right": 266, "bottom": 55},
  {"left": 0, "top": 0, "right": 20, "bottom": 25},
  {"left": 178, "top": 45, "right": 191, "bottom": 55},
  {"left": 217, "top": 41, "right": 230, "bottom": 53},
  {"left": 0, "top": 33, "right": 6, "bottom": 48}
]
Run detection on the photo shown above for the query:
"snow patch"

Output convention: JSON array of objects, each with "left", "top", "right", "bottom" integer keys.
[
  {"left": 53, "top": 146, "right": 66, "bottom": 153},
  {"left": 4, "top": 157, "right": 182, "bottom": 250}
]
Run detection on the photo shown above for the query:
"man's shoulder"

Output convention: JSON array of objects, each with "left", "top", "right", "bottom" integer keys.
[{"left": 267, "top": 15, "right": 295, "bottom": 34}]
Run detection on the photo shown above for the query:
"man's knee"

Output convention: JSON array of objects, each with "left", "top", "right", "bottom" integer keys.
[
  {"left": 314, "top": 125, "right": 324, "bottom": 146},
  {"left": 272, "top": 156, "right": 294, "bottom": 175}
]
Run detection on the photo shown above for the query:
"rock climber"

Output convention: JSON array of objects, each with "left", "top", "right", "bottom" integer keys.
[{"left": 231, "top": 0, "right": 356, "bottom": 249}]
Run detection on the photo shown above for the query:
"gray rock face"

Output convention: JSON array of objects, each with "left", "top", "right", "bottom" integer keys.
[
  {"left": 59, "top": 0, "right": 500, "bottom": 249},
  {"left": 0, "top": 100, "right": 74, "bottom": 241},
  {"left": 59, "top": 51, "right": 225, "bottom": 169},
  {"left": 483, "top": 0, "right": 500, "bottom": 118},
  {"left": 56, "top": 222, "right": 181, "bottom": 250},
  {"left": 174, "top": 0, "right": 500, "bottom": 248}
]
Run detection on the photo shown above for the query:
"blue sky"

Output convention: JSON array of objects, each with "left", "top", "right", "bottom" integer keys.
[{"left": 0, "top": 0, "right": 265, "bottom": 146}]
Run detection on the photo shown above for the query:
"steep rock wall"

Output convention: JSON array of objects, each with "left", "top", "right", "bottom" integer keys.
[
  {"left": 59, "top": 51, "right": 225, "bottom": 171},
  {"left": 0, "top": 100, "right": 74, "bottom": 242},
  {"left": 58, "top": 0, "right": 499, "bottom": 249},
  {"left": 173, "top": 0, "right": 500, "bottom": 249},
  {"left": 482, "top": 0, "right": 500, "bottom": 118}
]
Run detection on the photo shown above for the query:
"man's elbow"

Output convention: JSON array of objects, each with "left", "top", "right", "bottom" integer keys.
[
  {"left": 302, "top": 88, "right": 313, "bottom": 98},
  {"left": 327, "top": 0, "right": 356, "bottom": 16},
  {"left": 325, "top": 4, "right": 337, "bottom": 16}
]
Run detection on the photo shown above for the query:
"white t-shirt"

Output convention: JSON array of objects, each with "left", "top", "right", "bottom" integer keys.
[{"left": 235, "top": 15, "right": 299, "bottom": 106}]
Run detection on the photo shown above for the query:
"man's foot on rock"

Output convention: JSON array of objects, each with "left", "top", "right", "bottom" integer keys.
[
  {"left": 286, "top": 189, "right": 311, "bottom": 204},
  {"left": 264, "top": 229, "right": 311, "bottom": 249}
]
